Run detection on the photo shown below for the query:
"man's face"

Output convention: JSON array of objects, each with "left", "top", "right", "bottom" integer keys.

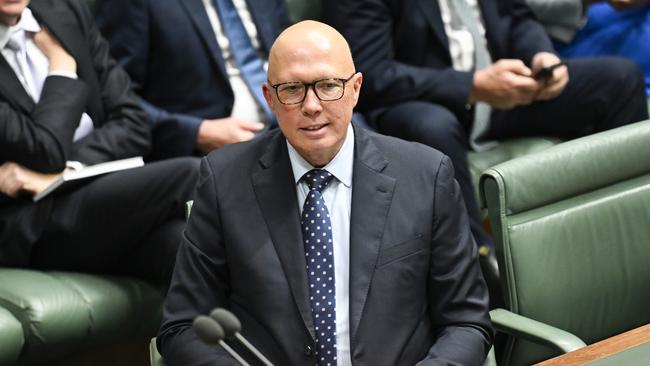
[
  {"left": 264, "top": 40, "right": 362, "bottom": 167},
  {"left": 0, "top": 0, "right": 29, "bottom": 26}
]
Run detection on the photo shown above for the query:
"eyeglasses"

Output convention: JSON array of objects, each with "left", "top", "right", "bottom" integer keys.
[{"left": 269, "top": 73, "right": 356, "bottom": 105}]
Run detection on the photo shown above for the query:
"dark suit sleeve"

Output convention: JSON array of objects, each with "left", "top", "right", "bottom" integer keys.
[
  {"left": 507, "top": 0, "right": 556, "bottom": 64},
  {"left": 95, "top": 0, "right": 203, "bottom": 157},
  {"left": 0, "top": 76, "right": 87, "bottom": 173},
  {"left": 417, "top": 156, "right": 493, "bottom": 366},
  {"left": 157, "top": 157, "right": 239, "bottom": 366},
  {"left": 325, "top": 0, "right": 475, "bottom": 115},
  {"left": 66, "top": 0, "right": 150, "bottom": 164}
]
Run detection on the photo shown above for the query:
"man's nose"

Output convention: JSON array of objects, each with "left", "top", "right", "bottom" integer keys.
[{"left": 301, "top": 87, "right": 323, "bottom": 115}]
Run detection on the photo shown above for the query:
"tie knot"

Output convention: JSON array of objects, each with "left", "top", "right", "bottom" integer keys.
[
  {"left": 302, "top": 169, "right": 334, "bottom": 193},
  {"left": 5, "top": 37, "right": 20, "bottom": 52},
  {"left": 5, "top": 30, "right": 25, "bottom": 52}
]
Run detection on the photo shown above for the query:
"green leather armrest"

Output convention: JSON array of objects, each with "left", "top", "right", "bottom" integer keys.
[
  {"left": 185, "top": 200, "right": 194, "bottom": 219},
  {"left": 490, "top": 308, "right": 586, "bottom": 354},
  {"left": 150, "top": 337, "right": 167, "bottom": 366}
]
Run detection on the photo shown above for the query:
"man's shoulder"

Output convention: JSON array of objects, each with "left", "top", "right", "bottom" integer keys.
[
  {"left": 204, "top": 129, "right": 282, "bottom": 171},
  {"left": 359, "top": 127, "right": 447, "bottom": 166},
  {"left": 30, "top": 0, "right": 93, "bottom": 24}
]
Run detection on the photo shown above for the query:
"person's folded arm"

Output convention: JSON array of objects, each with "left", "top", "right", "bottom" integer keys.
[{"left": 0, "top": 74, "right": 87, "bottom": 173}]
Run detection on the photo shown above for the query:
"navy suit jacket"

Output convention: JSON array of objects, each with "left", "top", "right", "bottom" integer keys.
[
  {"left": 0, "top": 0, "right": 149, "bottom": 265},
  {"left": 96, "top": 0, "right": 291, "bottom": 159},
  {"left": 158, "top": 127, "right": 493, "bottom": 366},
  {"left": 324, "top": 0, "right": 555, "bottom": 123}
]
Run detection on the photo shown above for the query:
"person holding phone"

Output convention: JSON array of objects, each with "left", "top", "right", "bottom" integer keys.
[{"left": 325, "top": 0, "right": 649, "bottom": 306}]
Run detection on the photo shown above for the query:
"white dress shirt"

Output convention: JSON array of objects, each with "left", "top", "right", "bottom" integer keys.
[
  {"left": 202, "top": 0, "right": 267, "bottom": 124},
  {"left": 287, "top": 124, "right": 354, "bottom": 366},
  {"left": 0, "top": 8, "right": 94, "bottom": 141},
  {"left": 437, "top": 0, "right": 487, "bottom": 71}
]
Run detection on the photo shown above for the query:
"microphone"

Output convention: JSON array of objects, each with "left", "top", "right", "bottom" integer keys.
[
  {"left": 192, "top": 315, "right": 251, "bottom": 366},
  {"left": 210, "top": 308, "right": 275, "bottom": 366}
]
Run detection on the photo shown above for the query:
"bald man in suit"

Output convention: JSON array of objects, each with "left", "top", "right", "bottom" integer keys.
[{"left": 158, "top": 20, "right": 492, "bottom": 366}]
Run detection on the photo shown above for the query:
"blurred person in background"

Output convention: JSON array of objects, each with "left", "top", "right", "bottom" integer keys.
[
  {"left": 0, "top": 0, "right": 198, "bottom": 284},
  {"left": 324, "top": 0, "right": 649, "bottom": 299},
  {"left": 95, "top": 0, "right": 291, "bottom": 160}
]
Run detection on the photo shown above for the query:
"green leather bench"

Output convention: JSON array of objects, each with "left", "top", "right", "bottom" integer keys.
[
  {"left": 481, "top": 119, "right": 650, "bottom": 365},
  {"left": 0, "top": 269, "right": 163, "bottom": 365}
]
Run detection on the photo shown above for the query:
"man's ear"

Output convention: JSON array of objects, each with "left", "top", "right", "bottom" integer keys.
[
  {"left": 262, "top": 83, "right": 275, "bottom": 113},
  {"left": 352, "top": 72, "right": 363, "bottom": 105}
]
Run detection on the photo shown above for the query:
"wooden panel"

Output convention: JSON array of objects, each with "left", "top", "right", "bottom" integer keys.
[{"left": 536, "top": 324, "right": 650, "bottom": 366}]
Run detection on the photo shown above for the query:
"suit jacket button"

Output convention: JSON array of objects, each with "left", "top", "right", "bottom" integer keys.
[{"left": 304, "top": 345, "right": 313, "bottom": 356}]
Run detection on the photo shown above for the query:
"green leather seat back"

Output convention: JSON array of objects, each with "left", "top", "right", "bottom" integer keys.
[
  {"left": 0, "top": 269, "right": 163, "bottom": 364},
  {"left": 286, "top": 0, "right": 322, "bottom": 22},
  {"left": 481, "top": 120, "right": 650, "bottom": 366},
  {"left": 468, "top": 137, "right": 560, "bottom": 206}
]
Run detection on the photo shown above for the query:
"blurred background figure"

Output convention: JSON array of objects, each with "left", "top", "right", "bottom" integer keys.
[
  {"left": 95, "top": 0, "right": 291, "bottom": 160},
  {"left": 0, "top": 0, "right": 198, "bottom": 285},
  {"left": 325, "top": 0, "right": 649, "bottom": 308}
]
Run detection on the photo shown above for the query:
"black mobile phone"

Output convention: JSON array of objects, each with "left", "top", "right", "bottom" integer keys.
[{"left": 534, "top": 62, "right": 566, "bottom": 80}]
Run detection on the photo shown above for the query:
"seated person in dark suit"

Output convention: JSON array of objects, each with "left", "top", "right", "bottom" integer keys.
[
  {"left": 95, "top": 0, "right": 292, "bottom": 160},
  {"left": 324, "top": 0, "right": 649, "bottom": 257},
  {"left": 158, "top": 20, "right": 492, "bottom": 366},
  {"left": 0, "top": 0, "right": 198, "bottom": 284}
]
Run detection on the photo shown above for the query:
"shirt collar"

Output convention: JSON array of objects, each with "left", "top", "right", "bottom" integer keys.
[
  {"left": 287, "top": 123, "right": 355, "bottom": 188},
  {"left": 0, "top": 8, "right": 41, "bottom": 50}
]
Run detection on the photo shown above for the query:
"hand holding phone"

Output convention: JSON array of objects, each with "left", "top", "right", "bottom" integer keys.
[{"left": 533, "top": 62, "right": 567, "bottom": 80}]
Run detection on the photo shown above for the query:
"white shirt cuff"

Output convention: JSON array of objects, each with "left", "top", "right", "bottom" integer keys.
[{"left": 48, "top": 70, "right": 78, "bottom": 79}]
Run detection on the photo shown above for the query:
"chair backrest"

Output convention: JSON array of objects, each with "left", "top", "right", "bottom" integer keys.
[
  {"left": 480, "top": 120, "right": 650, "bottom": 365},
  {"left": 286, "top": 0, "right": 322, "bottom": 22}
]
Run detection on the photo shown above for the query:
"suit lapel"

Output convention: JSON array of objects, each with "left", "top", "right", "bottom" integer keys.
[
  {"left": 348, "top": 128, "right": 395, "bottom": 344},
  {"left": 180, "top": 0, "right": 229, "bottom": 80},
  {"left": 252, "top": 129, "right": 397, "bottom": 342},
  {"left": 252, "top": 133, "right": 315, "bottom": 338},
  {"left": 417, "top": 0, "right": 450, "bottom": 61},
  {"left": 0, "top": 57, "right": 35, "bottom": 113}
]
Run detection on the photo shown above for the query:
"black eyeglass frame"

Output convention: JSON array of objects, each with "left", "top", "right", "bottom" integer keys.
[{"left": 269, "top": 73, "right": 357, "bottom": 105}]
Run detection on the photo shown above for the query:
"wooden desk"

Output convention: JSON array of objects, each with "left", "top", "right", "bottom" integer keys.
[{"left": 536, "top": 323, "right": 650, "bottom": 366}]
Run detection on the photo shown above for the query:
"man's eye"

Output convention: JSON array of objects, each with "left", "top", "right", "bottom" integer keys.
[
  {"left": 320, "top": 82, "right": 340, "bottom": 89},
  {"left": 281, "top": 85, "right": 303, "bottom": 93}
]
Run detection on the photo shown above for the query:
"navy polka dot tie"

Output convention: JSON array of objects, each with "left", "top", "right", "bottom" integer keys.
[{"left": 301, "top": 169, "right": 337, "bottom": 366}]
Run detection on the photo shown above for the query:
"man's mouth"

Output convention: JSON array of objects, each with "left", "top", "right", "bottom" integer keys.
[{"left": 302, "top": 123, "right": 327, "bottom": 131}]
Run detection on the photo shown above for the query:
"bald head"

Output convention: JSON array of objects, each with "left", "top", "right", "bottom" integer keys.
[
  {"left": 262, "top": 20, "right": 362, "bottom": 168},
  {"left": 268, "top": 21, "right": 355, "bottom": 83}
]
